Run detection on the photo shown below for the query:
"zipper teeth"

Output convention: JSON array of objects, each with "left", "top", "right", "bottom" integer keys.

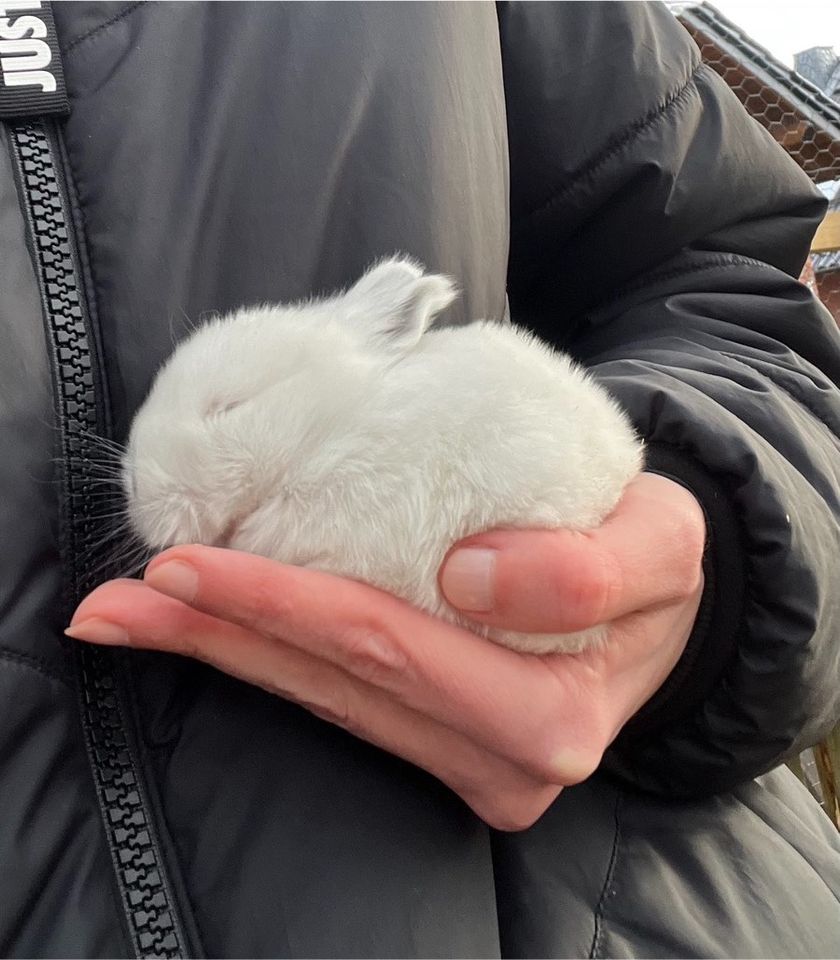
[{"left": 10, "top": 119, "right": 185, "bottom": 960}]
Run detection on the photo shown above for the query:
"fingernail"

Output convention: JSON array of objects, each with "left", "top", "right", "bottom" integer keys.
[
  {"left": 65, "top": 618, "right": 129, "bottom": 646},
  {"left": 144, "top": 560, "right": 199, "bottom": 603},
  {"left": 440, "top": 548, "right": 496, "bottom": 612}
]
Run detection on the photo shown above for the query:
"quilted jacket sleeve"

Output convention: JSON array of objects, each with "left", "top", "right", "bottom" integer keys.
[{"left": 499, "top": 0, "right": 840, "bottom": 797}]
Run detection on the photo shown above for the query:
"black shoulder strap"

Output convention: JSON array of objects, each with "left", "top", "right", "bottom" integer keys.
[{"left": 0, "top": 0, "right": 69, "bottom": 120}]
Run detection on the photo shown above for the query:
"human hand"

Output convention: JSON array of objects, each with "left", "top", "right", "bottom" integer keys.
[{"left": 66, "top": 473, "right": 704, "bottom": 831}]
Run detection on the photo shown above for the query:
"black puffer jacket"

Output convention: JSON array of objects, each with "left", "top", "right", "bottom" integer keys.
[{"left": 2, "top": 2, "right": 840, "bottom": 957}]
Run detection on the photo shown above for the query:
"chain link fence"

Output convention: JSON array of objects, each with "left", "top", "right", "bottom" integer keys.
[{"left": 677, "top": 9, "right": 840, "bottom": 182}]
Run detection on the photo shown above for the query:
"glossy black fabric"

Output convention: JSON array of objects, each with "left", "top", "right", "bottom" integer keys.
[{"left": 2, "top": 2, "right": 840, "bottom": 956}]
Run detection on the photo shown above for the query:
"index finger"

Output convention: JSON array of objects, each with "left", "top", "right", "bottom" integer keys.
[{"left": 139, "top": 546, "right": 606, "bottom": 785}]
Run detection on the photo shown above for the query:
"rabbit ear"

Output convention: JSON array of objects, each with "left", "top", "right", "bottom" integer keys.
[{"left": 346, "top": 257, "right": 458, "bottom": 353}]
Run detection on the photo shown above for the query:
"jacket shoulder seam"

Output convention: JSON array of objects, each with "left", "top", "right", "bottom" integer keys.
[
  {"left": 513, "top": 58, "right": 703, "bottom": 235},
  {"left": 580, "top": 254, "right": 774, "bottom": 327},
  {"left": 63, "top": 1, "right": 148, "bottom": 55}
]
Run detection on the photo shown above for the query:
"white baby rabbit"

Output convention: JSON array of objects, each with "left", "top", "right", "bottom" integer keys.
[{"left": 124, "top": 257, "right": 643, "bottom": 653}]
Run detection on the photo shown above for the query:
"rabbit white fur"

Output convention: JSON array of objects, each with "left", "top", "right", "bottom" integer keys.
[{"left": 125, "top": 257, "right": 644, "bottom": 653}]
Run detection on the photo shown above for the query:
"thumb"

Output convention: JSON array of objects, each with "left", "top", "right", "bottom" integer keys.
[{"left": 438, "top": 474, "right": 705, "bottom": 634}]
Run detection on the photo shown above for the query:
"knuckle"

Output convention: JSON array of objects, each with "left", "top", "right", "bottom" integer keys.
[
  {"left": 525, "top": 738, "right": 603, "bottom": 787},
  {"left": 306, "top": 690, "right": 356, "bottom": 732},
  {"left": 337, "top": 622, "right": 409, "bottom": 687},
  {"left": 250, "top": 575, "right": 297, "bottom": 627},
  {"left": 164, "top": 607, "right": 206, "bottom": 658},
  {"left": 479, "top": 789, "right": 561, "bottom": 833},
  {"left": 597, "top": 551, "right": 623, "bottom": 621},
  {"left": 558, "top": 549, "right": 619, "bottom": 629},
  {"left": 670, "top": 511, "right": 706, "bottom": 596},
  {"left": 175, "top": 635, "right": 203, "bottom": 661},
  {"left": 524, "top": 703, "right": 609, "bottom": 786}
]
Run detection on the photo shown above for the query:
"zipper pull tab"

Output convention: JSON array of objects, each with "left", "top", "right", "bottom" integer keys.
[{"left": 0, "top": 0, "right": 69, "bottom": 119}]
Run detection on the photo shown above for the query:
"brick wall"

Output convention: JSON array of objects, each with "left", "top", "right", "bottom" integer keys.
[{"left": 816, "top": 269, "right": 840, "bottom": 323}]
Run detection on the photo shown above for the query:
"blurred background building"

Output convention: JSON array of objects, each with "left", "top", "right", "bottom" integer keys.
[
  {"left": 671, "top": 2, "right": 840, "bottom": 323},
  {"left": 795, "top": 45, "right": 840, "bottom": 102}
]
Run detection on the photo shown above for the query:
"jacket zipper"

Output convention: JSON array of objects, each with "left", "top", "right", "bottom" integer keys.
[{"left": 8, "top": 118, "right": 188, "bottom": 960}]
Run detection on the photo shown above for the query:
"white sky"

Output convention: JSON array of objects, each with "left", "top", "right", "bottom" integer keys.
[{"left": 710, "top": 0, "right": 840, "bottom": 67}]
